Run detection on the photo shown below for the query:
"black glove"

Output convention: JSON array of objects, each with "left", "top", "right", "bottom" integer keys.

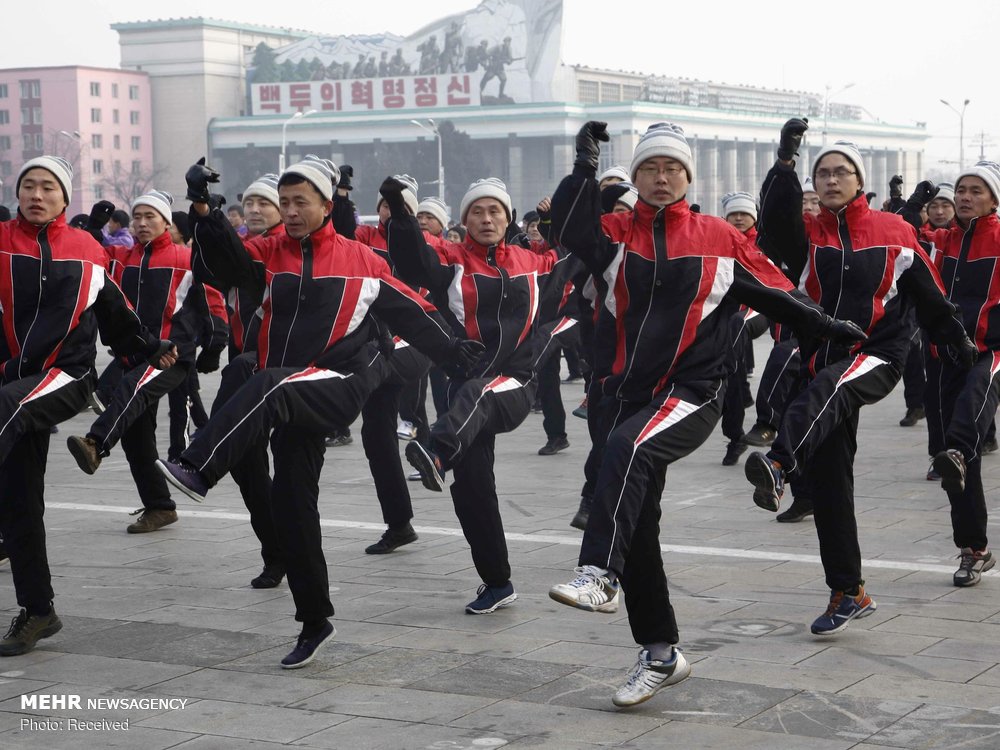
[
  {"left": 947, "top": 336, "right": 978, "bottom": 370},
  {"left": 123, "top": 339, "right": 174, "bottom": 370},
  {"left": 600, "top": 183, "right": 632, "bottom": 214},
  {"left": 504, "top": 209, "right": 521, "bottom": 244},
  {"left": 450, "top": 339, "right": 485, "bottom": 372},
  {"left": 185, "top": 157, "right": 220, "bottom": 203},
  {"left": 338, "top": 164, "right": 354, "bottom": 191},
  {"left": 820, "top": 316, "right": 868, "bottom": 345},
  {"left": 88, "top": 200, "right": 115, "bottom": 232},
  {"left": 889, "top": 175, "right": 904, "bottom": 198},
  {"left": 777, "top": 117, "right": 808, "bottom": 161},
  {"left": 378, "top": 176, "right": 408, "bottom": 219},
  {"left": 865, "top": 192, "right": 877, "bottom": 205},
  {"left": 206, "top": 193, "right": 227, "bottom": 211},
  {"left": 909, "top": 180, "right": 937, "bottom": 206},
  {"left": 574, "top": 121, "right": 609, "bottom": 173},
  {"left": 195, "top": 348, "right": 222, "bottom": 374},
  {"left": 690, "top": 204, "right": 701, "bottom": 214}
]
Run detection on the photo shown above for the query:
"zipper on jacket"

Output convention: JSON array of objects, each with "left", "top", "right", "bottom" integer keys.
[
  {"left": 279, "top": 236, "right": 309, "bottom": 366},
  {"left": 482, "top": 243, "right": 504, "bottom": 374},
  {"left": 947, "top": 217, "right": 977, "bottom": 298},
  {"left": 617, "top": 207, "right": 662, "bottom": 399},
  {"left": 19, "top": 223, "right": 51, "bottom": 379}
]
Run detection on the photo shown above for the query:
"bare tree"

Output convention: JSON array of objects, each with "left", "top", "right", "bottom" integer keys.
[{"left": 96, "top": 161, "right": 168, "bottom": 208}]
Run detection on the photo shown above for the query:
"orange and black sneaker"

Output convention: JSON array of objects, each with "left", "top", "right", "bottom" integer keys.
[{"left": 810, "top": 586, "right": 877, "bottom": 635}]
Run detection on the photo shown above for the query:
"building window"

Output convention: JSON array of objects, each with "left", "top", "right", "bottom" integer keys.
[
  {"left": 0, "top": 161, "right": 10, "bottom": 176},
  {"left": 111, "top": 83, "right": 119, "bottom": 98},
  {"left": 131, "top": 136, "right": 141, "bottom": 150},
  {"left": 90, "top": 108, "right": 101, "bottom": 123},
  {"left": 92, "top": 159, "right": 103, "bottom": 175},
  {"left": 19, "top": 80, "right": 40, "bottom": 98},
  {"left": 129, "top": 110, "right": 139, "bottom": 125},
  {"left": 114, "top": 159, "right": 121, "bottom": 172},
  {"left": 113, "top": 134, "right": 120, "bottom": 149},
  {"left": 132, "top": 160, "right": 142, "bottom": 174},
  {"left": 599, "top": 82, "right": 621, "bottom": 103},
  {"left": 0, "top": 135, "right": 9, "bottom": 150},
  {"left": 22, "top": 134, "right": 32, "bottom": 150},
  {"left": 90, "top": 82, "right": 101, "bottom": 97},
  {"left": 91, "top": 134, "right": 103, "bottom": 149},
  {"left": 0, "top": 110, "right": 9, "bottom": 125},
  {"left": 622, "top": 84, "right": 642, "bottom": 101},
  {"left": 33, "top": 107, "right": 41, "bottom": 124},
  {"left": 93, "top": 185, "right": 104, "bottom": 200},
  {"left": 577, "top": 80, "right": 599, "bottom": 104},
  {"left": 34, "top": 133, "right": 43, "bottom": 149},
  {"left": 0, "top": 84, "right": 7, "bottom": 98},
  {"left": 129, "top": 85, "right": 140, "bottom": 100},
  {"left": 112, "top": 109, "right": 119, "bottom": 124},
  {"left": 20, "top": 107, "right": 31, "bottom": 124}
]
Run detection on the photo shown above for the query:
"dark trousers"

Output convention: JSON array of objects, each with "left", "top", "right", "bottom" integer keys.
[
  {"left": 722, "top": 311, "right": 769, "bottom": 442},
  {"left": 768, "top": 353, "right": 900, "bottom": 591},
  {"left": 0, "top": 368, "right": 92, "bottom": 614},
  {"left": 428, "top": 367, "right": 450, "bottom": 421},
  {"left": 754, "top": 340, "right": 801, "bottom": 429},
  {"left": 580, "top": 377, "right": 609, "bottom": 504},
  {"left": 398, "top": 364, "right": 431, "bottom": 447},
  {"left": 432, "top": 375, "right": 535, "bottom": 586},
  {"left": 925, "top": 354, "right": 1000, "bottom": 551},
  {"left": 580, "top": 384, "right": 723, "bottom": 646},
  {"left": 537, "top": 347, "right": 567, "bottom": 440},
  {"left": 167, "top": 367, "right": 208, "bottom": 461},
  {"left": 89, "top": 361, "right": 191, "bottom": 511},
  {"left": 901, "top": 332, "right": 926, "bottom": 410}
]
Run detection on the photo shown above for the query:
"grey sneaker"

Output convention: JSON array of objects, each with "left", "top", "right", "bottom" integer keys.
[
  {"left": 612, "top": 648, "right": 691, "bottom": 707},
  {"left": 954, "top": 548, "right": 995, "bottom": 587},
  {"left": 67, "top": 435, "right": 101, "bottom": 474},
  {"left": 127, "top": 508, "right": 178, "bottom": 534},
  {"left": 0, "top": 608, "right": 62, "bottom": 656},
  {"left": 549, "top": 565, "right": 620, "bottom": 613}
]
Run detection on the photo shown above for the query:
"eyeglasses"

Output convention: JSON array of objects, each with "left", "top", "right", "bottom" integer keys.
[
  {"left": 637, "top": 164, "right": 686, "bottom": 177},
  {"left": 815, "top": 168, "right": 857, "bottom": 181}
]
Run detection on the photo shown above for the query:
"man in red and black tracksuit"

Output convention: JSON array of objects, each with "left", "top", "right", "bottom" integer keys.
[
  {"left": 383, "top": 175, "right": 569, "bottom": 615},
  {"left": 0, "top": 156, "right": 174, "bottom": 656},
  {"left": 66, "top": 190, "right": 228, "bottom": 534},
  {"left": 158, "top": 155, "right": 478, "bottom": 669},
  {"left": 747, "top": 119, "right": 976, "bottom": 635},
  {"left": 916, "top": 162, "right": 1000, "bottom": 587}
]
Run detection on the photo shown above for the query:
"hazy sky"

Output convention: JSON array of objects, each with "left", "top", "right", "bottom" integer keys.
[{"left": 6, "top": 0, "right": 997, "bottom": 174}]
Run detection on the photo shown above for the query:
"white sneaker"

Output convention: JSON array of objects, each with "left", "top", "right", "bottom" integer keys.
[
  {"left": 548, "top": 565, "right": 620, "bottom": 613},
  {"left": 612, "top": 648, "right": 690, "bottom": 707},
  {"left": 396, "top": 419, "right": 417, "bottom": 441}
]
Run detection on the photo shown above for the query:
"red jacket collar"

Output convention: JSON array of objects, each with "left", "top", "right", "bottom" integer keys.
[
  {"left": 15, "top": 211, "right": 67, "bottom": 238},
  {"left": 143, "top": 230, "right": 175, "bottom": 252},
  {"left": 463, "top": 235, "right": 509, "bottom": 264},
  {"left": 634, "top": 197, "right": 691, "bottom": 225},
  {"left": 817, "top": 191, "right": 869, "bottom": 230}
]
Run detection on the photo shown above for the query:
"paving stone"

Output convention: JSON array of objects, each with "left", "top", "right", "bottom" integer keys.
[{"left": 865, "top": 704, "right": 1000, "bottom": 749}]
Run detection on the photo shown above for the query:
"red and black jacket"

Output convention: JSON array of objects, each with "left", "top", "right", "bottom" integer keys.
[
  {"left": 757, "top": 162, "right": 967, "bottom": 373},
  {"left": 386, "top": 215, "right": 567, "bottom": 381},
  {"left": 190, "top": 209, "right": 457, "bottom": 371},
  {"left": 106, "top": 231, "right": 228, "bottom": 363},
  {"left": 921, "top": 212, "right": 1000, "bottom": 354},
  {"left": 0, "top": 213, "right": 162, "bottom": 382},
  {"left": 550, "top": 167, "right": 838, "bottom": 403}
]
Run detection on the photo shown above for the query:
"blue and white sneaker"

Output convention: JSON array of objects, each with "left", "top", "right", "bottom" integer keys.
[
  {"left": 744, "top": 451, "right": 785, "bottom": 512},
  {"left": 404, "top": 441, "right": 448, "bottom": 492},
  {"left": 465, "top": 582, "right": 517, "bottom": 614},
  {"left": 810, "top": 587, "right": 877, "bottom": 635},
  {"left": 280, "top": 621, "right": 335, "bottom": 669},
  {"left": 549, "top": 565, "right": 620, "bottom": 613}
]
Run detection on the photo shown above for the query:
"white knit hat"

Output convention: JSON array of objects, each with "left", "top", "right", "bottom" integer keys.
[
  {"left": 132, "top": 189, "right": 174, "bottom": 224},
  {"left": 598, "top": 165, "right": 630, "bottom": 184},
  {"left": 282, "top": 155, "right": 340, "bottom": 201},
  {"left": 379, "top": 174, "right": 419, "bottom": 216},
  {"left": 460, "top": 178, "right": 512, "bottom": 224},
  {"left": 801, "top": 176, "right": 817, "bottom": 195},
  {"left": 17, "top": 156, "right": 73, "bottom": 205},
  {"left": 243, "top": 173, "right": 280, "bottom": 208},
  {"left": 930, "top": 182, "right": 955, "bottom": 207},
  {"left": 629, "top": 123, "right": 693, "bottom": 182},
  {"left": 616, "top": 182, "right": 639, "bottom": 210},
  {"left": 956, "top": 161, "right": 1000, "bottom": 203},
  {"left": 416, "top": 196, "right": 450, "bottom": 228},
  {"left": 813, "top": 140, "right": 867, "bottom": 189},
  {"left": 722, "top": 191, "right": 758, "bottom": 222}
]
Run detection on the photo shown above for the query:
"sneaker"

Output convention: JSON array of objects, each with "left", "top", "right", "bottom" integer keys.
[
  {"left": 899, "top": 406, "right": 925, "bottom": 427},
  {"left": 563, "top": 373, "right": 583, "bottom": 383},
  {"left": 983, "top": 438, "right": 999, "bottom": 455},
  {"left": 538, "top": 435, "right": 570, "bottom": 456},
  {"left": 465, "top": 581, "right": 517, "bottom": 614},
  {"left": 325, "top": 432, "right": 353, "bottom": 448},
  {"left": 155, "top": 459, "right": 208, "bottom": 502},
  {"left": 396, "top": 419, "right": 417, "bottom": 441},
  {"left": 251, "top": 565, "right": 285, "bottom": 589},
  {"left": 926, "top": 460, "right": 941, "bottom": 481},
  {"left": 933, "top": 449, "right": 966, "bottom": 493},
  {"left": 612, "top": 648, "right": 691, "bottom": 707},
  {"left": 810, "top": 587, "right": 877, "bottom": 635},
  {"left": 126, "top": 508, "right": 178, "bottom": 534},
  {"left": 954, "top": 548, "right": 995, "bottom": 587},
  {"left": 280, "top": 621, "right": 335, "bottom": 669},
  {"left": 87, "top": 390, "right": 106, "bottom": 416},
  {"left": 776, "top": 496, "right": 814, "bottom": 523},
  {"left": 404, "top": 441, "right": 448, "bottom": 492},
  {"left": 572, "top": 397, "right": 588, "bottom": 420},
  {"left": 365, "top": 523, "right": 418, "bottom": 554},
  {"left": 744, "top": 452, "right": 784, "bottom": 512},
  {"left": 570, "top": 497, "right": 591, "bottom": 531},
  {"left": 722, "top": 439, "right": 747, "bottom": 466},
  {"left": 406, "top": 470, "right": 422, "bottom": 482},
  {"left": 549, "top": 565, "right": 620, "bottom": 613},
  {"left": 0, "top": 608, "right": 62, "bottom": 656},
  {"left": 742, "top": 422, "right": 777, "bottom": 447},
  {"left": 67, "top": 435, "right": 101, "bottom": 475},
  {"left": 531, "top": 401, "right": 544, "bottom": 414}
]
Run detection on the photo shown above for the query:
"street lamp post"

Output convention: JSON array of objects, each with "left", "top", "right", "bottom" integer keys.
[
  {"left": 940, "top": 98, "right": 970, "bottom": 172},
  {"left": 822, "top": 83, "right": 855, "bottom": 146},
  {"left": 279, "top": 109, "right": 316, "bottom": 173},
  {"left": 410, "top": 118, "right": 445, "bottom": 201}
]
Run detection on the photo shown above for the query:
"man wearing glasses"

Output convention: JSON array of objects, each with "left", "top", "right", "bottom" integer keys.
[{"left": 747, "top": 119, "right": 976, "bottom": 636}]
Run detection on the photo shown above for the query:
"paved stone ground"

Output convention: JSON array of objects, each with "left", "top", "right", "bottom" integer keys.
[{"left": 2, "top": 340, "right": 1000, "bottom": 749}]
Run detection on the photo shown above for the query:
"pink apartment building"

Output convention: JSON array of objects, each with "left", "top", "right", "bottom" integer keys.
[{"left": 0, "top": 66, "right": 154, "bottom": 219}]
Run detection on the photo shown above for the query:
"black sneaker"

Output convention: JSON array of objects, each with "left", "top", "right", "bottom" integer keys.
[
  {"left": 251, "top": 565, "right": 285, "bottom": 589},
  {"left": 742, "top": 423, "right": 777, "bottom": 447},
  {"left": 538, "top": 435, "right": 570, "bottom": 455},
  {"left": 899, "top": 407, "right": 925, "bottom": 427},
  {"left": 466, "top": 581, "right": 517, "bottom": 614},
  {"left": 722, "top": 440, "right": 747, "bottom": 466},
  {"left": 926, "top": 460, "right": 941, "bottom": 481},
  {"left": 776, "top": 496, "right": 814, "bottom": 523},
  {"left": 155, "top": 459, "right": 209, "bottom": 502},
  {"left": 0, "top": 608, "right": 62, "bottom": 656},
  {"left": 280, "top": 620, "right": 335, "bottom": 669},
  {"left": 570, "top": 497, "right": 591, "bottom": 531},
  {"left": 572, "top": 397, "right": 588, "bottom": 419},
  {"left": 365, "top": 523, "right": 418, "bottom": 554},
  {"left": 954, "top": 548, "right": 995, "bottom": 587},
  {"left": 0, "top": 537, "right": 7, "bottom": 566},
  {"left": 325, "top": 432, "right": 353, "bottom": 448},
  {"left": 984, "top": 438, "right": 999, "bottom": 455},
  {"left": 933, "top": 449, "right": 966, "bottom": 493},
  {"left": 744, "top": 451, "right": 784, "bottom": 512},
  {"left": 404, "top": 441, "right": 448, "bottom": 492}
]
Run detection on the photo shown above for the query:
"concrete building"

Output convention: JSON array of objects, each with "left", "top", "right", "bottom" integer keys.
[{"left": 0, "top": 66, "right": 153, "bottom": 218}]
